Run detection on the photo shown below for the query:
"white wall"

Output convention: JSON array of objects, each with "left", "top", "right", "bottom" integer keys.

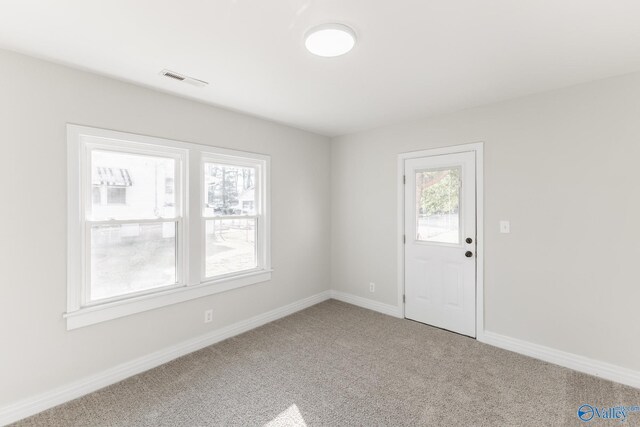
[
  {"left": 331, "top": 72, "right": 640, "bottom": 373},
  {"left": 0, "top": 49, "right": 331, "bottom": 406},
  {"left": 3, "top": 43, "right": 640, "bottom": 410}
]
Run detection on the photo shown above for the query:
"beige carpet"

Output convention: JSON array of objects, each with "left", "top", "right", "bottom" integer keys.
[{"left": 13, "top": 300, "right": 640, "bottom": 426}]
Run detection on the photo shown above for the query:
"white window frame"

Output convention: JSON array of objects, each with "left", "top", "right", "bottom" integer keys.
[
  {"left": 66, "top": 124, "right": 272, "bottom": 330},
  {"left": 80, "top": 139, "right": 187, "bottom": 307}
]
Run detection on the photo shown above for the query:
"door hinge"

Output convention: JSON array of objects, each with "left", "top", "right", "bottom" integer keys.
[
  {"left": 403, "top": 234, "right": 406, "bottom": 244},
  {"left": 403, "top": 295, "right": 405, "bottom": 303},
  {"left": 403, "top": 175, "right": 406, "bottom": 184}
]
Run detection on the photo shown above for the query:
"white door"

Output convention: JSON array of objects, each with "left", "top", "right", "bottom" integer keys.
[{"left": 404, "top": 151, "right": 476, "bottom": 337}]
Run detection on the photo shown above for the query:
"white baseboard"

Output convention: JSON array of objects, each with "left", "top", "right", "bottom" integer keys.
[
  {"left": 0, "top": 291, "right": 331, "bottom": 426},
  {"left": 329, "top": 290, "right": 403, "bottom": 318},
  {"left": 328, "top": 292, "right": 640, "bottom": 390},
  {"left": 479, "top": 331, "right": 640, "bottom": 390},
  {"left": 5, "top": 292, "right": 637, "bottom": 426}
]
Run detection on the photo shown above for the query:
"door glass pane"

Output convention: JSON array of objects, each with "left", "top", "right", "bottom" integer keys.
[
  {"left": 415, "top": 167, "right": 461, "bottom": 244},
  {"left": 90, "top": 150, "right": 176, "bottom": 220},
  {"left": 205, "top": 218, "right": 256, "bottom": 277},
  {"left": 203, "top": 163, "right": 256, "bottom": 217},
  {"left": 90, "top": 222, "right": 177, "bottom": 301}
]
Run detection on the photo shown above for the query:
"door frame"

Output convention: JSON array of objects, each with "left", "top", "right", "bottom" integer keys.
[{"left": 397, "top": 142, "right": 484, "bottom": 339}]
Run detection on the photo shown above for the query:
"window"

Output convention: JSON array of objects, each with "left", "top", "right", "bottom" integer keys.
[
  {"left": 67, "top": 125, "right": 271, "bottom": 329},
  {"left": 106, "top": 187, "right": 127, "bottom": 204},
  {"left": 203, "top": 162, "right": 259, "bottom": 278},
  {"left": 92, "top": 186, "right": 102, "bottom": 203},
  {"left": 88, "top": 149, "right": 180, "bottom": 303}
]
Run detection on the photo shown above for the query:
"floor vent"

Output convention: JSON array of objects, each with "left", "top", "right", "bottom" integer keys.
[{"left": 160, "top": 69, "right": 208, "bottom": 87}]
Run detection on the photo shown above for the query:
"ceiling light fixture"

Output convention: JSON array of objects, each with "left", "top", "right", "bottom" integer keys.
[{"left": 305, "top": 23, "right": 356, "bottom": 58}]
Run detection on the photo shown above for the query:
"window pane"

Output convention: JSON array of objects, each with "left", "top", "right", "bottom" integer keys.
[
  {"left": 203, "top": 163, "right": 256, "bottom": 216},
  {"left": 416, "top": 167, "right": 461, "bottom": 244},
  {"left": 205, "top": 218, "right": 256, "bottom": 277},
  {"left": 91, "top": 150, "right": 176, "bottom": 220},
  {"left": 90, "top": 222, "right": 177, "bottom": 301}
]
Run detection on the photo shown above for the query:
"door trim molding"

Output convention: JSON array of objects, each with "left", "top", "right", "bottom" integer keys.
[{"left": 397, "top": 142, "right": 484, "bottom": 339}]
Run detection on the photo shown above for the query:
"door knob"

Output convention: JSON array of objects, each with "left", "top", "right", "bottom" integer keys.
[
  {"left": 465, "top": 237, "right": 473, "bottom": 244},
  {"left": 465, "top": 251, "right": 473, "bottom": 258}
]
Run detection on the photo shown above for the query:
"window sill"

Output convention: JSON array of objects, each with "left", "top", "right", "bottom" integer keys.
[{"left": 64, "top": 269, "right": 272, "bottom": 330}]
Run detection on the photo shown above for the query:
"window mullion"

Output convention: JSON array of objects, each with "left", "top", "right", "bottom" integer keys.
[{"left": 188, "top": 149, "right": 202, "bottom": 286}]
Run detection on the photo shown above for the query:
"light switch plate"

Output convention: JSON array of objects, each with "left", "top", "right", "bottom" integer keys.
[{"left": 500, "top": 220, "right": 510, "bottom": 234}]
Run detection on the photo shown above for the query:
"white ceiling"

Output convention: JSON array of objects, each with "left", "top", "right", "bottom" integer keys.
[{"left": 2, "top": 1, "right": 640, "bottom": 136}]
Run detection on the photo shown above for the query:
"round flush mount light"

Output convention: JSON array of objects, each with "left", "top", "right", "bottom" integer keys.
[{"left": 305, "top": 23, "right": 356, "bottom": 57}]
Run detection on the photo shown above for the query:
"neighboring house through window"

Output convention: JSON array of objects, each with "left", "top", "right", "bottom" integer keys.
[{"left": 91, "top": 167, "right": 132, "bottom": 205}]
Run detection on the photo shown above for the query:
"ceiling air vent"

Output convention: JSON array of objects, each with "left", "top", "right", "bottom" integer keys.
[{"left": 160, "top": 69, "right": 208, "bottom": 88}]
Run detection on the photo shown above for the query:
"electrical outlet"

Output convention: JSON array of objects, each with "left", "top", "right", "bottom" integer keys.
[
  {"left": 204, "top": 309, "right": 213, "bottom": 323},
  {"left": 369, "top": 282, "right": 375, "bottom": 293}
]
